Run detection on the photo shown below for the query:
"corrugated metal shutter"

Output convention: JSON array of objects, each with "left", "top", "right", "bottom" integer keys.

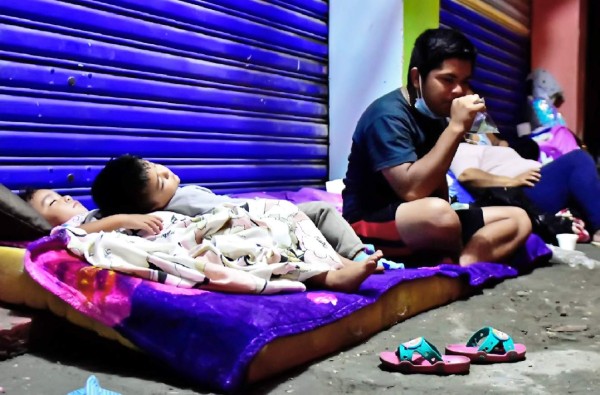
[
  {"left": 440, "top": 0, "right": 531, "bottom": 137},
  {"left": 0, "top": 0, "right": 329, "bottom": 207}
]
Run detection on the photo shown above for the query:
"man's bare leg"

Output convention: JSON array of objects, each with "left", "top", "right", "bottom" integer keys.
[
  {"left": 460, "top": 206, "right": 531, "bottom": 266},
  {"left": 395, "top": 198, "right": 463, "bottom": 260},
  {"left": 306, "top": 251, "right": 383, "bottom": 293}
]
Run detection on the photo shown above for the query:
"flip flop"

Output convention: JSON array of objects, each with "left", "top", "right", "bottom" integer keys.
[
  {"left": 379, "top": 337, "right": 470, "bottom": 375},
  {"left": 445, "top": 327, "right": 526, "bottom": 363},
  {"left": 359, "top": 244, "right": 404, "bottom": 270},
  {"left": 67, "top": 375, "right": 122, "bottom": 395}
]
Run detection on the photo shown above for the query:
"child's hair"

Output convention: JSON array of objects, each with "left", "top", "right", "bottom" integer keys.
[
  {"left": 18, "top": 187, "right": 38, "bottom": 203},
  {"left": 92, "top": 154, "right": 154, "bottom": 215},
  {"left": 407, "top": 28, "right": 477, "bottom": 101}
]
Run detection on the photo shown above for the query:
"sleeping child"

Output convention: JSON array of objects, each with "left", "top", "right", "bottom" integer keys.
[
  {"left": 88, "top": 155, "right": 403, "bottom": 270},
  {"left": 21, "top": 188, "right": 163, "bottom": 234},
  {"left": 22, "top": 188, "right": 383, "bottom": 294}
]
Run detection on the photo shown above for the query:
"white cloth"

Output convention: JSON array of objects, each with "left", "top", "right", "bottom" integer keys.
[
  {"left": 450, "top": 143, "right": 541, "bottom": 178},
  {"left": 60, "top": 200, "right": 343, "bottom": 294}
]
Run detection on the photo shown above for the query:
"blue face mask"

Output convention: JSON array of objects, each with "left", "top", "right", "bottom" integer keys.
[{"left": 414, "top": 75, "right": 443, "bottom": 119}]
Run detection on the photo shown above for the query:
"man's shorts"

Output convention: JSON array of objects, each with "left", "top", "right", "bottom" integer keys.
[
  {"left": 349, "top": 203, "right": 484, "bottom": 257},
  {"left": 454, "top": 207, "right": 485, "bottom": 245},
  {"left": 349, "top": 202, "right": 409, "bottom": 257}
]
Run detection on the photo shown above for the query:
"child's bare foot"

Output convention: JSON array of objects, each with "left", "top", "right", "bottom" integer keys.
[
  {"left": 341, "top": 253, "right": 384, "bottom": 273},
  {"left": 309, "top": 250, "right": 383, "bottom": 293}
]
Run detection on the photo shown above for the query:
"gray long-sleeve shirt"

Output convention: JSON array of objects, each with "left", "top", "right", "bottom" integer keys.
[{"left": 164, "top": 185, "right": 246, "bottom": 217}]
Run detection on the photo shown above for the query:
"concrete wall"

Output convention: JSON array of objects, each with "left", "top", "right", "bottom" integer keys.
[
  {"left": 328, "top": 0, "right": 404, "bottom": 181},
  {"left": 531, "top": 0, "right": 587, "bottom": 136}
]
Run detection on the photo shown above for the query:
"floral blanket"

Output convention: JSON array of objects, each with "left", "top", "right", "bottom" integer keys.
[{"left": 59, "top": 200, "right": 342, "bottom": 294}]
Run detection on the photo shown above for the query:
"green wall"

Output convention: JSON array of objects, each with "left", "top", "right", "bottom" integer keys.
[{"left": 403, "top": 0, "right": 440, "bottom": 85}]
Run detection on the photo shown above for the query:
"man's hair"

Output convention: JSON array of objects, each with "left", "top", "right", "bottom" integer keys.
[
  {"left": 92, "top": 154, "right": 153, "bottom": 215},
  {"left": 18, "top": 188, "right": 38, "bottom": 203},
  {"left": 407, "top": 28, "right": 477, "bottom": 100}
]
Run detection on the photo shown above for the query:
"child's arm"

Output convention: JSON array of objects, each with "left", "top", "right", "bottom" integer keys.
[{"left": 79, "top": 214, "right": 163, "bottom": 234}]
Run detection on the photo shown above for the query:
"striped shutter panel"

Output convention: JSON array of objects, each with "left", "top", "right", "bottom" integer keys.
[
  {"left": 440, "top": 0, "right": 531, "bottom": 137},
  {"left": 0, "top": 0, "right": 328, "bottom": 207}
]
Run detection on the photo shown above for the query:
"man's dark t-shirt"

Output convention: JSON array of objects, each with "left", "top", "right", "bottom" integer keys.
[{"left": 342, "top": 88, "right": 446, "bottom": 223}]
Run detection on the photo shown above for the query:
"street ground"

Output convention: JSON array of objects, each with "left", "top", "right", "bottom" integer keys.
[{"left": 0, "top": 244, "right": 599, "bottom": 395}]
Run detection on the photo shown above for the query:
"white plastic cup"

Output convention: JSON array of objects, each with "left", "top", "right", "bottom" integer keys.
[{"left": 556, "top": 233, "right": 578, "bottom": 250}]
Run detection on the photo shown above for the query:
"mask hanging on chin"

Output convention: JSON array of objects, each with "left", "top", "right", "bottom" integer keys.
[{"left": 414, "top": 74, "right": 443, "bottom": 119}]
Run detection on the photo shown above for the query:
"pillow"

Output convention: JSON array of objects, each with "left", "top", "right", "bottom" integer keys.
[{"left": 0, "top": 184, "right": 51, "bottom": 241}]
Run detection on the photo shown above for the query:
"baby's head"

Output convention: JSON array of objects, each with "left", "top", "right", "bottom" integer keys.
[
  {"left": 21, "top": 189, "right": 88, "bottom": 227},
  {"left": 92, "top": 154, "right": 180, "bottom": 216}
]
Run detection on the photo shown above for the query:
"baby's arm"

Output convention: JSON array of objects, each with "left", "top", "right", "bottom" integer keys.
[{"left": 79, "top": 214, "right": 163, "bottom": 234}]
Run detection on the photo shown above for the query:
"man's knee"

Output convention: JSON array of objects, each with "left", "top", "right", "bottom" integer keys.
[
  {"left": 395, "top": 198, "right": 461, "bottom": 253},
  {"left": 423, "top": 198, "right": 461, "bottom": 230},
  {"left": 483, "top": 206, "right": 531, "bottom": 231},
  {"left": 401, "top": 197, "right": 460, "bottom": 234},
  {"left": 507, "top": 206, "right": 532, "bottom": 235}
]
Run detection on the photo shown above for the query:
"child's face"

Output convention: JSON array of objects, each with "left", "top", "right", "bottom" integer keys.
[
  {"left": 29, "top": 189, "right": 89, "bottom": 226},
  {"left": 144, "top": 161, "right": 181, "bottom": 210}
]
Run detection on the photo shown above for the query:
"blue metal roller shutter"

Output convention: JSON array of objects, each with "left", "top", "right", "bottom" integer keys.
[
  {"left": 440, "top": 0, "right": 530, "bottom": 137},
  {"left": 0, "top": 0, "right": 329, "bottom": 207}
]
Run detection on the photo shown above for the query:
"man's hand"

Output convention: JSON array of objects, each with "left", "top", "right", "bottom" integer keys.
[
  {"left": 510, "top": 169, "right": 541, "bottom": 187},
  {"left": 118, "top": 214, "right": 163, "bottom": 234},
  {"left": 448, "top": 94, "right": 486, "bottom": 133}
]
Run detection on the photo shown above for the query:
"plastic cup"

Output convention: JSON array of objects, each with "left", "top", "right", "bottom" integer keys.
[{"left": 556, "top": 233, "right": 578, "bottom": 250}]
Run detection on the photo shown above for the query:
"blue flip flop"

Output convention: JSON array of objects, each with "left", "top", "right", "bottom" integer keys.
[
  {"left": 380, "top": 337, "right": 471, "bottom": 374},
  {"left": 356, "top": 244, "right": 404, "bottom": 270},
  {"left": 445, "top": 327, "right": 527, "bottom": 363},
  {"left": 67, "top": 375, "right": 122, "bottom": 395}
]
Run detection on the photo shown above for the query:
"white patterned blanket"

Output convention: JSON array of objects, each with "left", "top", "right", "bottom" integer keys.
[{"left": 61, "top": 199, "right": 342, "bottom": 294}]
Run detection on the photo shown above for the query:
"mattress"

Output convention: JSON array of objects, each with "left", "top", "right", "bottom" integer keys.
[{"left": 0, "top": 233, "right": 551, "bottom": 392}]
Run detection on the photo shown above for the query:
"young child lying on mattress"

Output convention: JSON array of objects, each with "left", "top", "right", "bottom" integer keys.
[
  {"left": 20, "top": 188, "right": 164, "bottom": 235},
  {"left": 88, "top": 154, "right": 402, "bottom": 269},
  {"left": 22, "top": 188, "right": 383, "bottom": 294}
]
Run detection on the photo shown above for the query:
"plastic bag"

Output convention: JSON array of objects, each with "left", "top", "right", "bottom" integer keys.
[
  {"left": 470, "top": 112, "right": 500, "bottom": 134},
  {"left": 547, "top": 244, "right": 599, "bottom": 269}
]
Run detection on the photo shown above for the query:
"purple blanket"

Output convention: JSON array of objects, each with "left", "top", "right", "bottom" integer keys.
[
  {"left": 24, "top": 231, "right": 550, "bottom": 393},
  {"left": 233, "top": 187, "right": 344, "bottom": 212}
]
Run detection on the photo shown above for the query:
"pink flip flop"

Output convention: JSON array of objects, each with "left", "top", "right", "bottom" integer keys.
[
  {"left": 445, "top": 327, "right": 526, "bottom": 363},
  {"left": 379, "top": 337, "right": 471, "bottom": 375}
]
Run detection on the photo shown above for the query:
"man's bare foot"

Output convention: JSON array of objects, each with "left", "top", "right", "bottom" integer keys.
[
  {"left": 594, "top": 230, "right": 600, "bottom": 243},
  {"left": 309, "top": 250, "right": 383, "bottom": 293}
]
